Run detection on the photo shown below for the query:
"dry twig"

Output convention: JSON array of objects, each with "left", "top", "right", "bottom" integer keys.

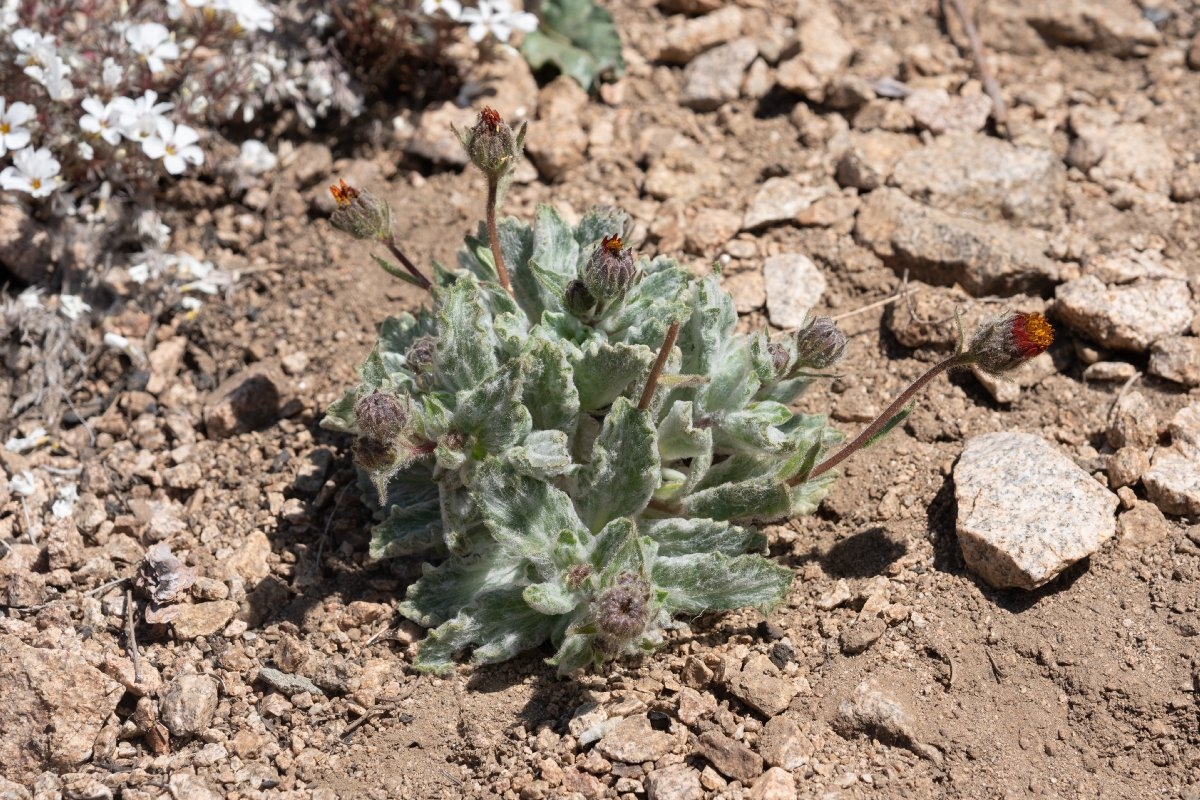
[
  {"left": 124, "top": 587, "right": 144, "bottom": 685},
  {"left": 945, "top": 0, "right": 1009, "bottom": 136}
]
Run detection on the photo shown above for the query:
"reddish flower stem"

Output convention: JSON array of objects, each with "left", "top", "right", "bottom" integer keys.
[
  {"left": 639, "top": 321, "right": 680, "bottom": 412},
  {"left": 796, "top": 352, "right": 972, "bottom": 483},
  {"left": 385, "top": 238, "right": 433, "bottom": 292},
  {"left": 486, "top": 177, "right": 514, "bottom": 297}
]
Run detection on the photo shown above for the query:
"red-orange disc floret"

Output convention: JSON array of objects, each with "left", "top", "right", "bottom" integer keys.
[
  {"left": 329, "top": 178, "right": 358, "bottom": 206},
  {"left": 480, "top": 107, "right": 502, "bottom": 131},
  {"left": 602, "top": 234, "right": 623, "bottom": 252},
  {"left": 1011, "top": 312, "right": 1054, "bottom": 359}
]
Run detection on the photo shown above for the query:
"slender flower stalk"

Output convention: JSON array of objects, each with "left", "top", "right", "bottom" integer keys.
[
  {"left": 486, "top": 175, "right": 513, "bottom": 295},
  {"left": 329, "top": 179, "right": 432, "bottom": 292},
  {"left": 639, "top": 321, "right": 680, "bottom": 411},
  {"left": 795, "top": 311, "right": 1054, "bottom": 483}
]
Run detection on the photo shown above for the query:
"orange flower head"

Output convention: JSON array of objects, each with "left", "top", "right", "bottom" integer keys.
[
  {"left": 966, "top": 311, "right": 1056, "bottom": 375},
  {"left": 329, "top": 178, "right": 358, "bottom": 206},
  {"left": 1011, "top": 312, "right": 1054, "bottom": 359}
]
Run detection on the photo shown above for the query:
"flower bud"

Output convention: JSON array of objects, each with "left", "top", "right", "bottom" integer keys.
[
  {"left": 564, "top": 279, "right": 596, "bottom": 317},
  {"left": 329, "top": 179, "right": 393, "bottom": 242},
  {"left": 354, "top": 391, "right": 408, "bottom": 440},
  {"left": 592, "top": 572, "right": 650, "bottom": 642},
  {"left": 565, "top": 564, "right": 593, "bottom": 590},
  {"left": 352, "top": 436, "right": 397, "bottom": 472},
  {"left": 406, "top": 336, "right": 438, "bottom": 374},
  {"left": 792, "top": 316, "right": 847, "bottom": 371},
  {"left": 453, "top": 107, "right": 527, "bottom": 180},
  {"left": 767, "top": 341, "right": 791, "bottom": 377},
  {"left": 965, "top": 311, "right": 1054, "bottom": 374},
  {"left": 583, "top": 235, "right": 637, "bottom": 303}
]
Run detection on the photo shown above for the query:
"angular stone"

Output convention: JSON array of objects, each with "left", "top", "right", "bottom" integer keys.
[
  {"left": 0, "top": 634, "right": 124, "bottom": 783},
  {"left": 1025, "top": 0, "right": 1160, "bottom": 57},
  {"left": 954, "top": 432, "right": 1119, "bottom": 590},
  {"left": 840, "top": 616, "right": 887, "bottom": 655},
  {"left": 1144, "top": 404, "right": 1200, "bottom": 516},
  {"left": 759, "top": 715, "right": 814, "bottom": 770},
  {"left": 159, "top": 674, "right": 219, "bottom": 738},
  {"left": 696, "top": 730, "right": 764, "bottom": 783},
  {"left": 834, "top": 682, "right": 939, "bottom": 762},
  {"left": 891, "top": 133, "right": 1064, "bottom": 225},
  {"left": 904, "top": 89, "right": 992, "bottom": 134},
  {"left": 742, "top": 178, "right": 830, "bottom": 231},
  {"left": 1117, "top": 501, "right": 1173, "bottom": 550},
  {"left": 595, "top": 715, "right": 675, "bottom": 763},
  {"left": 645, "top": 764, "right": 703, "bottom": 800},
  {"left": 1107, "top": 446, "right": 1149, "bottom": 489},
  {"left": 727, "top": 654, "right": 798, "bottom": 717},
  {"left": 1068, "top": 106, "right": 1174, "bottom": 194},
  {"left": 170, "top": 600, "right": 239, "bottom": 639},
  {"left": 656, "top": 5, "right": 745, "bottom": 64},
  {"left": 1054, "top": 276, "right": 1193, "bottom": 352},
  {"left": 763, "top": 254, "right": 826, "bottom": 330},
  {"left": 0, "top": 204, "right": 53, "bottom": 284},
  {"left": 1149, "top": 337, "right": 1200, "bottom": 387},
  {"left": 855, "top": 188, "right": 1061, "bottom": 296},
  {"left": 749, "top": 767, "right": 797, "bottom": 800},
  {"left": 835, "top": 131, "right": 919, "bottom": 191},
  {"left": 775, "top": 0, "right": 853, "bottom": 103},
  {"left": 681, "top": 38, "right": 760, "bottom": 111},
  {"left": 203, "top": 361, "right": 289, "bottom": 438},
  {"left": 1107, "top": 391, "right": 1158, "bottom": 450}
]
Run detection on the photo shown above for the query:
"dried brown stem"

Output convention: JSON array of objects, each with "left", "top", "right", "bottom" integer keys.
[
  {"left": 385, "top": 239, "right": 433, "bottom": 292},
  {"left": 639, "top": 321, "right": 681, "bottom": 411},
  {"left": 947, "top": 0, "right": 1009, "bottom": 135},
  {"left": 486, "top": 178, "right": 514, "bottom": 296},
  {"left": 124, "top": 588, "right": 144, "bottom": 685}
]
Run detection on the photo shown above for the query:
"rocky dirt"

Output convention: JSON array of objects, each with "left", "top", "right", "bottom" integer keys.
[{"left": 3, "top": 0, "right": 1200, "bottom": 798}]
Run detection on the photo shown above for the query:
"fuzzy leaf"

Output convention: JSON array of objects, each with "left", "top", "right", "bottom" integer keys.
[
  {"left": 682, "top": 477, "right": 791, "bottom": 522},
  {"left": 474, "top": 459, "right": 588, "bottom": 579},
  {"left": 369, "top": 499, "right": 446, "bottom": 560},
  {"left": 520, "top": 0, "right": 625, "bottom": 92},
  {"left": 452, "top": 360, "right": 532, "bottom": 454},
  {"left": 643, "top": 518, "right": 766, "bottom": 558},
  {"left": 712, "top": 401, "right": 794, "bottom": 455},
  {"left": 401, "top": 548, "right": 525, "bottom": 628},
  {"left": 532, "top": 204, "right": 580, "bottom": 289},
  {"left": 573, "top": 340, "right": 655, "bottom": 411},
  {"left": 699, "top": 336, "right": 760, "bottom": 414},
  {"left": 413, "top": 587, "right": 557, "bottom": 673},
  {"left": 523, "top": 336, "right": 580, "bottom": 435},
  {"left": 656, "top": 401, "right": 713, "bottom": 461},
  {"left": 437, "top": 278, "right": 499, "bottom": 391},
  {"left": 523, "top": 581, "right": 579, "bottom": 615},
  {"left": 652, "top": 553, "right": 792, "bottom": 614},
  {"left": 548, "top": 632, "right": 596, "bottom": 674},
  {"left": 788, "top": 471, "right": 838, "bottom": 516},
  {"left": 680, "top": 275, "right": 736, "bottom": 376},
  {"left": 575, "top": 397, "right": 660, "bottom": 532},
  {"left": 573, "top": 206, "right": 628, "bottom": 250},
  {"left": 588, "top": 517, "right": 649, "bottom": 583},
  {"left": 604, "top": 260, "right": 693, "bottom": 348},
  {"left": 505, "top": 429, "right": 576, "bottom": 479}
]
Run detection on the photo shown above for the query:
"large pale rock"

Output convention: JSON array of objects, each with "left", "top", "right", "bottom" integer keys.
[
  {"left": 1149, "top": 337, "right": 1200, "bottom": 387},
  {"left": 1053, "top": 276, "right": 1194, "bottom": 352},
  {"left": 742, "top": 178, "right": 830, "bottom": 231},
  {"left": 763, "top": 254, "right": 826, "bottom": 330},
  {"left": 656, "top": 5, "right": 745, "bottom": 64},
  {"left": 595, "top": 716, "right": 675, "bottom": 763},
  {"left": 1068, "top": 106, "right": 1174, "bottom": 194},
  {"left": 159, "top": 674, "right": 219, "bottom": 738},
  {"left": 954, "top": 432, "right": 1118, "bottom": 589},
  {"left": 0, "top": 634, "right": 124, "bottom": 783},
  {"left": 904, "top": 89, "right": 993, "bottom": 134},
  {"left": 834, "top": 131, "right": 919, "bottom": 192},
  {"left": 726, "top": 654, "right": 798, "bottom": 717},
  {"left": 775, "top": 0, "right": 853, "bottom": 103},
  {"left": 855, "top": 188, "right": 1061, "bottom": 296},
  {"left": 891, "top": 133, "right": 1064, "bottom": 225}
]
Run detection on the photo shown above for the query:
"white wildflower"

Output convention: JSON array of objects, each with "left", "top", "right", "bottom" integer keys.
[
  {"left": 17, "top": 286, "right": 42, "bottom": 309},
  {"left": 115, "top": 90, "right": 174, "bottom": 143},
  {"left": 9, "top": 469, "right": 37, "bottom": 496},
  {"left": 126, "top": 22, "right": 180, "bottom": 74},
  {"left": 0, "top": 97, "right": 34, "bottom": 156},
  {"left": 80, "top": 96, "right": 125, "bottom": 146},
  {"left": 51, "top": 483, "right": 78, "bottom": 519},
  {"left": 459, "top": 0, "right": 538, "bottom": 43},
  {"left": 0, "top": 146, "right": 61, "bottom": 197},
  {"left": 422, "top": 0, "right": 463, "bottom": 19},
  {"left": 102, "top": 58, "right": 124, "bottom": 89},
  {"left": 238, "top": 139, "right": 277, "bottom": 175},
  {"left": 142, "top": 119, "right": 204, "bottom": 174},
  {"left": 5, "top": 427, "right": 46, "bottom": 453}
]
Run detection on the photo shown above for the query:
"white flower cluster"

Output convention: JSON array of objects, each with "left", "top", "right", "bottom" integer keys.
[{"left": 420, "top": 0, "right": 538, "bottom": 43}]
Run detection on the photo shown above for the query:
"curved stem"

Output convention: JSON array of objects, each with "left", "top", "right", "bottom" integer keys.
[
  {"left": 385, "top": 239, "right": 433, "bottom": 292},
  {"left": 486, "top": 177, "right": 513, "bottom": 296},
  {"left": 639, "top": 321, "right": 680, "bottom": 412},
  {"left": 798, "top": 353, "right": 971, "bottom": 483}
]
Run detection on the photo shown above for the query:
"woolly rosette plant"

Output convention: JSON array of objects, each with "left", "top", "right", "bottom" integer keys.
[{"left": 322, "top": 201, "right": 844, "bottom": 674}]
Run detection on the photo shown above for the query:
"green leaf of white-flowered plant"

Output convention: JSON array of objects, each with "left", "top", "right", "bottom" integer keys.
[
  {"left": 520, "top": 0, "right": 625, "bottom": 92},
  {"left": 505, "top": 429, "right": 576, "bottom": 479},
  {"left": 652, "top": 553, "right": 792, "bottom": 614},
  {"left": 788, "top": 470, "right": 838, "bottom": 516},
  {"left": 523, "top": 581, "right": 580, "bottom": 615},
  {"left": 575, "top": 397, "right": 660, "bottom": 532},
  {"left": 436, "top": 278, "right": 499, "bottom": 391},
  {"left": 643, "top": 518, "right": 766, "bottom": 558},
  {"left": 474, "top": 458, "right": 588, "bottom": 580},
  {"left": 572, "top": 340, "right": 656, "bottom": 411}
]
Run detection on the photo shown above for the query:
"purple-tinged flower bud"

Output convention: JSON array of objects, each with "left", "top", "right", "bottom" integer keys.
[
  {"left": 565, "top": 564, "right": 593, "bottom": 590},
  {"left": 453, "top": 107, "right": 527, "bottom": 180},
  {"left": 354, "top": 391, "right": 408, "bottom": 440},
  {"left": 593, "top": 572, "right": 650, "bottom": 642},
  {"left": 767, "top": 341, "right": 791, "bottom": 377},
  {"left": 564, "top": 279, "right": 596, "bottom": 317},
  {"left": 406, "top": 336, "right": 438, "bottom": 374},
  {"left": 792, "top": 316, "right": 847, "bottom": 371},
  {"left": 329, "top": 179, "right": 393, "bottom": 242},
  {"left": 583, "top": 235, "right": 637, "bottom": 303},
  {"left": 965, "top": 311, "right": 1054, "bottom": 375},
  {"left": 352, "top": 436, "right": 397, "bottom": 472}
]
